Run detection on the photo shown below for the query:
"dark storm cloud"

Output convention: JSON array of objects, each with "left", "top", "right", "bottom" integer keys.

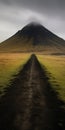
[
  {"left": 0, "top": 0, "right": 65, "bottom": 42},
  {"left": 0, "top": 0, "right": 65, "bottom": 14}
]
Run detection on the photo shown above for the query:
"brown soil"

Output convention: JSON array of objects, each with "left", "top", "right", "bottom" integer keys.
[{"left": 0, "top": 54, "right": 65, "bottom": 130}]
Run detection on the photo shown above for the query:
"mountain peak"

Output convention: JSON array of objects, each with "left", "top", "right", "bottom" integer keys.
[
  {"left": 27, "top": 21, "right": 42, "bottom": 27},
  {"left": 20, "top": 22, "right": 44, "bottom": 32},
  {"left": 18, "top": 22, "right": 49, "bottom": 45}
]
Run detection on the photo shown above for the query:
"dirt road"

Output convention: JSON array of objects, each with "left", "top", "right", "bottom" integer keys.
[{"left": 0, "top": 54, "right": 65, "bottom": 130}]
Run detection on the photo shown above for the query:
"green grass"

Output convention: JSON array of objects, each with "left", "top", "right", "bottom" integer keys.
[
  {"left": 0, "top": 53, "right": 30, "bottom": 96},
  {"left": 37, "top": 55, "right": 65, "bottom": 101},
  {"left": 0, "top": 53, "right": 65, "bottom": 102}
]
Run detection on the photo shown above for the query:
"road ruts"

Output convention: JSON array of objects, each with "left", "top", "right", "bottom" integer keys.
[{"left": 0, "top": 54, "right": 65, "bottom": 130}]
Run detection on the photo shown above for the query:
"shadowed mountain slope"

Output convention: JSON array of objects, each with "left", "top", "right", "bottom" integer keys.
[{"left": 0, "top": 22, "right": 65, "bottom": 54}]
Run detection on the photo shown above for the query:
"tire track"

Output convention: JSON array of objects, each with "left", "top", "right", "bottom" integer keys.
[{"left": 0, "top": 54, "right": 65, "bottom": 130}]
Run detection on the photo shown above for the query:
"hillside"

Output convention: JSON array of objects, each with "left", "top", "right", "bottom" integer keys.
[{"left": 0, "top": 22, "right": 65, "bottom": 54}]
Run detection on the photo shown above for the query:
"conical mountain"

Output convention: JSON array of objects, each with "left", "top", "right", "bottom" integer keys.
[{"left": 0, "top": 22, "right": 65, "bottom": 54}]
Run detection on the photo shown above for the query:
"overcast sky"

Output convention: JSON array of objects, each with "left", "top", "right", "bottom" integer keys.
[{"left": 0, "top": 0, "right": 65, "bottom": 42}]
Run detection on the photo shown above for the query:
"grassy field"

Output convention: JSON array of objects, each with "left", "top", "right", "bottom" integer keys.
[
  {"left": 0, "top": 53, "right": 65, "bottom": 102},
  {"left": 37, "top": 54, "right": 65, "bottom": 101},
  {"left": 0, "top": 53, "right": 30, "bottom": 96}
]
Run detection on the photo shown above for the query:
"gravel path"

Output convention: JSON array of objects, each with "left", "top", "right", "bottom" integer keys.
[{"left": 0, "top": 54, "right": 65, "bottom": 130}]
